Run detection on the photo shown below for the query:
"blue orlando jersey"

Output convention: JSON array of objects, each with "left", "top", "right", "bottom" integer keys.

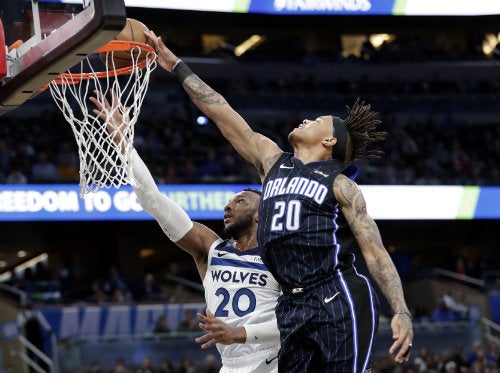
[
  {"left": 204, "top": 239, "right": 281, "bottom": 364},
  {"left": 258, "top": 152, "right": 359, "bottom": 288}
]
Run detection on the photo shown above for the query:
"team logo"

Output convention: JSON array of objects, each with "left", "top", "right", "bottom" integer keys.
[
  {"left": 313, "top": 169, "right": 328, "bottom": 177},
  {"left": 324, "top": 292, "right": 340, "bottom": 303},
  {"left": 265, "top": 355, "right": 278, "bottom": 364}
]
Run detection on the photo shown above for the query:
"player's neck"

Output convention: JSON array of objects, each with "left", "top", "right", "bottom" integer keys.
[
  {"left": 231, "top": 237, "right": 254, "bottom": 251},
  {"left": 294, "top": 146, "right": 330, "bottom": 164}
]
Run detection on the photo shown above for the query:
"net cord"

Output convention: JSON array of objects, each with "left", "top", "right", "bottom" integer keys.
[{"left": 48, "top": 46, "right": 157, "bottom": 196}]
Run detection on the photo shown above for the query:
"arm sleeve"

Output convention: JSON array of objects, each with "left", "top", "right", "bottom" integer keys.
[
  {"left": 129, "top": 148, "right": 193, "bottom": 242},
  {"left": 244, "top": 319, "right": 280, "bottom": 345}
]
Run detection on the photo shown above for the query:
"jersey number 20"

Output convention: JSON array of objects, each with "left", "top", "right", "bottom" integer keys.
[
  {"left": 270, "top": 200, "right": 301, "bottom": 231},
  {"left": 214, "top": 287, "right": 256, "bottom": 317}
]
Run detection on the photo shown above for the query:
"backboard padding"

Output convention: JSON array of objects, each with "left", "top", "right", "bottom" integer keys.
[{"left": 0, "top": 0, "right": 127, "bottom": 116}]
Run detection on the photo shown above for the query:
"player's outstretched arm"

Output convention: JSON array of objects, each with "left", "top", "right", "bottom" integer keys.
[
  {"left": 89, "top": 91, "right": 219, "bottom": 273},
  {"left": 195, "top": 309, "right": 279, "bottom": 349},
  {"left": 333, "top": 174, "right": 414, "bottom": 363},
  {"left": 144, "top": 30, "right": 282, "bottom": 179}
]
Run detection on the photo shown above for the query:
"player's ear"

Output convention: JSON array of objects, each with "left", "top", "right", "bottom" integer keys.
[{"left": 322, "top": 136, "right": 337, "bottom": 150}]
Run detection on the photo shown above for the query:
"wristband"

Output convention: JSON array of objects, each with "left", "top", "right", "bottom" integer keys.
[
  {"left": 244, "top": 320, "right": 280, "bottom": 344},
  {"left": 171, "top": 59, "right": 182, "bottom": 72},
  {"left": 395, "top": 311, "right": 412, "bottom": 318},
  {"left": 173, "top": 60, "right": 195, "bottom": 84}
]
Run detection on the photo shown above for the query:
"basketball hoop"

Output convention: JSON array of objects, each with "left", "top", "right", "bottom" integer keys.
[{"left": 48, "top": 40, "right": 157, "bottom": 197}]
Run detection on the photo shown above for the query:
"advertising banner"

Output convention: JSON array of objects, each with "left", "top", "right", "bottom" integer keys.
[
  {"left": 1, "top": 184, "right": 500, "bottom": 220},
  {"left": 52, "top": 0, "right": 500, "bottom": 16}
]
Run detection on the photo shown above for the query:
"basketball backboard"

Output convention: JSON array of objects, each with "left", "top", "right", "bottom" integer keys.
[{"left": 0, "top": 0, "right": 127, "bottom": 115}]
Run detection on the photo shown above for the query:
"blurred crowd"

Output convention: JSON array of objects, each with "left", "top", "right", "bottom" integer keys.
[
  {"left": 73, "top": 338, "right": 500, "bottom": 373},
  {"left": 0, "top": 86, "right": 499, "bottom": 187},
  {"left": 375, "top": 339, "right": 500, "bottom": 373},
  {"left": 4, "top": 336, "right": 497, "bottom": 373},
  {"left": 1, "top": 27, "right": 500, "bottom": 187},
  {"left": 5, "top": 258, "right": 204, "bottom": 306}
]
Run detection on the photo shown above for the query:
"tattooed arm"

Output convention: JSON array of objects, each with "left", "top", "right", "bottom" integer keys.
[
  {"left": 334, "top": 174, "right": 414, "bottom": 363},
  {"left": 144, "top": 30, "right": 282, "bottom": 180}
]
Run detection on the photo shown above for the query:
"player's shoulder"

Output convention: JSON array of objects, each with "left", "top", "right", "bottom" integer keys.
[
  {"left": 263, "top": 151, "right": 288, "bottom": 175},
  {"left": 333, "top": 172, "right": 360, "bottom": 189}
]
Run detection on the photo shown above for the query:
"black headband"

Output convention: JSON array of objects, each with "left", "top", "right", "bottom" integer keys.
[{"left": 332, "top": 116, "right": 348, "bottom": 161}]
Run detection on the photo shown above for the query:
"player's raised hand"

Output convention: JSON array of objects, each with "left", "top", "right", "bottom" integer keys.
[
  {"left": 195, "top": 309, "right": 246, "bottom": 349},
  {"left": 144, "top": 30, "right": 180, "bottom": 72},
  {"left": 90, "top": 89, "right": 130, "bottom": 150}
]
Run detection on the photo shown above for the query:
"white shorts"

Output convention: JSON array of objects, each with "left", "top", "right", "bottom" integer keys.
[{"left": 219, "top": 346, "right": 279, "bottom": 373}]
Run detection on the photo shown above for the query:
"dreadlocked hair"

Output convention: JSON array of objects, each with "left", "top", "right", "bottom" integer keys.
[{"left": 344, "top": 97, "right": 387, "bottom": 162}]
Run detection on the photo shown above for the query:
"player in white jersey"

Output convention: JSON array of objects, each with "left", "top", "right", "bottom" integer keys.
[
  {"left": 90, "top": 92, "right": 281, "bottom": 373},
  {"left": 200, "top": 239, "right": 281, "bottom": 372}
]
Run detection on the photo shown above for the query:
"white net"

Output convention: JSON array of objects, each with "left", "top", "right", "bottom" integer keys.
[{"left": 48, "top": 44, "right": 157, "bottom": 196}]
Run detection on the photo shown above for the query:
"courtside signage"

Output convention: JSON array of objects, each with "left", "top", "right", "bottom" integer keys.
[
  {"left": 0, "top": 184, "right": 248, "bottom": 221},
  {"left": 0, "top": 184, "right": 498, "bottom": 220},
  {"left": 38, "top": 303, "right": 206, "bottom": 339}
]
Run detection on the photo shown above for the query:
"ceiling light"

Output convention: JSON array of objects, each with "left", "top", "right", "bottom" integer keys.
[{"left": 235, "top": 35, "right": 266, "bottom": 57}]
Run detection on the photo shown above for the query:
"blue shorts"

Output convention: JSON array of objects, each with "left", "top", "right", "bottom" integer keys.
[{"left": 277, "top": 268, "right": 380, "bottom": 373}]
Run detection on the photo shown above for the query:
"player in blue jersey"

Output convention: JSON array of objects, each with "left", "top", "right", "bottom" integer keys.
[
  {"left": 90, "top": 93, "right": 281, "bottom": 373},
  {"left": 146, "top": 30, "right": 414, "bottom": 373}
]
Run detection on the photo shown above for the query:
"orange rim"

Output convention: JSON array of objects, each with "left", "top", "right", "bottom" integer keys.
[{"left": 42, "top": 40, "right": 156, "bottom": 89}]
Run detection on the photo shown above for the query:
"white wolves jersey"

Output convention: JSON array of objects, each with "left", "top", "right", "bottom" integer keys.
[{"left": 203, "top": 239, "right": 281, "bottom": 372}]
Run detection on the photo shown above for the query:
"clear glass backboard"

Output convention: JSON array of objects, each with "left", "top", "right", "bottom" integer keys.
[{"left": 0, "top": 0, "right": 126, "bottom": 115}]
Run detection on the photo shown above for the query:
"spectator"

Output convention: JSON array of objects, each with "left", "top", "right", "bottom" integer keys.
[
  {"left": 89, "top": 277, "right": 106, "bottom": 304},
  {"left": 111, "top": 288, "right": 131, "bottom": 303},
  {"left": 31, "top": 151, "right": 58, "bottom": 182},
  {"left": 6, "top": 167, "right": 28, "bottom": 184},
  {"left": 33, "top": 261, "right": 51, "bottom": 282},
  {"left": 168, "top": 283, "right": 203, "bottom": 304},
  {"left": 56, "top": 141, "right": 79, "bottom": 169},
  {"left": 431, "top": 299, "right": 458, "bottom": 322},
  {"left": 113, "top": 358, "right": 130, "bottom": 373},
  {"left": 153, "top": 315, "right": 171, "bottom": 335},
  {"left": 441, "top": 288, "right": 468, "bottom": 320},
  {"left": 135, "top": 356, "right": 155, "bottom": 373},
  {"left": 176, "top": 309, "right": 198, "bottom": 333},
  {"left": 57, "top": 155, "right": 79, "bottom": 182},
  {"left": 443, "top": 360, "right": 457, "bottom": 372},
  {"left": 159, "top": 161, "right": 181, "bottom": 184},
  {"left": 198, "top": 148, "right": 223, "bottom": 181},
  {"left": 87, "top": 362, "right": 104, "bottom": 373},
  {"left": 134, "top": 273, "right": 162, "bottom": 302},
  {"left": 413, "top": 346, "right": 429, "bottom": 373},
  {"left": 449, "top": 344, "right": 467, "bottom": 372},
  {"left": 158, "top": 360, "right": 174, "bottom": 373},
  {"left": 103, "top": 265, "right": 130, "bottom": 300},
  {"left": 176, "top": 357, "right": 197, "bottom": 373},
  {"left": 465, "top": 340, "right": 497, "bottom": 370},
  {"left": 200, "top": 354, "right": 220, "bottom": 373}
]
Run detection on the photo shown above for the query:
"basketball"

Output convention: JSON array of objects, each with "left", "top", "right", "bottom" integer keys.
[{"left": 100, "top": 18, "right": 153, "bottom": 69}]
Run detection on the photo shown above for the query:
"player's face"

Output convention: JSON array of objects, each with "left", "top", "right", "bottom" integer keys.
[
  {"left": 222, "top": 191, "right": 259, "bottom": 236},
  {"left": 289, "top": 115, "right": 333, "bottom": 145}
]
